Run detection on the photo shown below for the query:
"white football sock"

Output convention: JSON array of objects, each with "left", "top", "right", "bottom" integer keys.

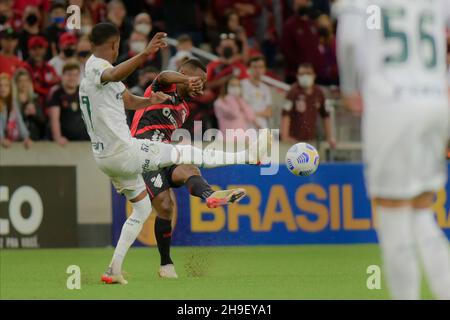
[
  {"left": 412, "top": 208, "right": 450, "bottom": 300},
  {"left": 174, "top": 144, "right": 249, "bottom": 168},
  {"left": 109, "top": 195, "right": 152, "bottom": 274},
  {"left": 376, "top": 206, "right": 420, "bottom": 300}
]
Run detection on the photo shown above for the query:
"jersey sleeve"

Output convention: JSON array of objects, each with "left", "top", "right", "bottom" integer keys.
[
  {"left": 46, "top": 87, "right": 61, "bottom": 108},
  {"left": 282, "top": 87, "right": 295, "bottom": 116},
  {"left": 317, "top": 89, "right": 330, "bottom": 118},
  {"left": 88, "top": 57, "right": 114, "bottom": 86},
  {"left": 143, "top": 85, "right": 153, "bottom": 98},
  {"left": 335, "top": 0, "right": 366, "bottom": 95}
]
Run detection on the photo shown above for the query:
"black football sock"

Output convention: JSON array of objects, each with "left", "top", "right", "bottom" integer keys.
[
  {"left": 154, "top": 216, "right": 173, "bottom": 266},
  {"left": 185, "top": 175, "right": 214, "bottom": 200}
]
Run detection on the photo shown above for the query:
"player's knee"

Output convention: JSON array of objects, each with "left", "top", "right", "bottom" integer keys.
[
  {"left": 173, "top": 164, "right": 201, "bottom": 184},
  {"left": 126, "top": 190, "right": 147, "bottom": 203},
  {"left": 122, "top": 189, "right": 152, "bottom": 220},
  {"left": 157, "top": 197, "right": 174, "bottom": 220},
  {"left": 185, "top": 165, "right": 201, "bottom": 176}
]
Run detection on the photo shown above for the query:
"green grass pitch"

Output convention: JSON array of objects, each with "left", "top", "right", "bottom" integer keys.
[{"left": 0, "top": 245, "right": 435, "bottom": 299}]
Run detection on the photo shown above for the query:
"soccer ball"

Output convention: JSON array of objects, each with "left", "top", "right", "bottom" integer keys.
[{"left": 285, "top": 143, "right": 320, "bottom": 176}]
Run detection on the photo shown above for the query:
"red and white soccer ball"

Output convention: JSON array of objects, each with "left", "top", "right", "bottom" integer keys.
[{"left": 285, "top": 142, "right": 320, "bottom": 176}]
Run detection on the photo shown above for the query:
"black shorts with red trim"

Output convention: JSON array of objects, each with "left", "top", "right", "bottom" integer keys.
[{"left": 143, "top": 165, "right": 181, "bottom": 200}]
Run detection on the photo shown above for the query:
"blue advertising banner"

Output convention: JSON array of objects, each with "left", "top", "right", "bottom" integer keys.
[{"left": 112, "top": 163, "right": 450, "bottom": 246}]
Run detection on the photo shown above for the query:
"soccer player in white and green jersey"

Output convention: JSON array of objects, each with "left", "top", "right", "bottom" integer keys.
[
  {"left": 336, "top": 0, "right": 450, "bottom": 299},
  {"left": 80, "top": 23, "right": 270, "bottom": 284}
]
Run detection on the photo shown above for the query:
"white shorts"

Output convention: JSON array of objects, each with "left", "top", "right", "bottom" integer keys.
[
  {"left": 362, "top": 103, "right": 449, "bottom": 199},
  {"left": 95, "top": 138, "right": 177, "bottom": 194}
]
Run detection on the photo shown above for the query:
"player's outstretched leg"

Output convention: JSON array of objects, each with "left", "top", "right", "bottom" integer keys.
[
  {"left": 178, "top": 165, "right": 246, "bottom": 208},
  {"left": 172, "top": 129, "right": 273, "bottom": 168},
  {"left": 101, "top": 189, "right": 152, "bottom": 284}
]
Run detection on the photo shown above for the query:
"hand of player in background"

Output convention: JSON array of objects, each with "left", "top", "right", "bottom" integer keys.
[
  {"left": 343, "top": 93, "right": 363, "bottom": 114},
  {"left": 0, "top": 138, "right": 12, "bottom": 148},
  {"left": 187, "top": 76, "right": 204, "bottom": 97},
  {"left": 149, "top": 91, "right": 171, "bottom": 104},
  {"left": 23, "top": 137, "right": 33, "bottom": 149},
  {"left": 144, "top": 32, "right": 168, "bottom": 55},
  {"left": 327, "top": 137, "right": 337, "bottom": 149}
]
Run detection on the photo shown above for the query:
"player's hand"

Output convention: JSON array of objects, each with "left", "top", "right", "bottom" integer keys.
[
  {"left": 23, "top": 138, "right": 33, "bottom": 149},
  {"left": 150, "top": 91, "right": 171, "bottom": 104},
  {"left": 24, "top": 102, "right": 37, "bottom": 116},
  {"left": 327, "top": 137, "right": 337, "bottom": 149},
  {"left": 1, "top": 138, "right": 12, "bottom": 148},
  {"left": 343, "top": 93, "right": 363, "bottom": 114},
  {"left": 144, "top": 32, "right": 167, "bottom": 55},
  {"left": 55, "top": 136, "right": 69, "bottom": 147},
  {"left": 187, "top": 76, "right": 204, "bottom": 97},
  {"left": 188, "top": 76, "right": 203, "bottom": 91},
  {"left": 283, "top": 136, "right": 297, "bottom": 143}
]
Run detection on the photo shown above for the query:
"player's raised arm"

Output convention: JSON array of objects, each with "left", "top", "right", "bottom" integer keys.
[
  {"left": 122, "top": 89, "right": 171, "bottom": 110},
  {"left": 335, "top": 2, "right": 365, "bottom": 112},
  {"left": 156, "top": 70, "right": 204, "bottom": 95},
  {"left": 100, "top": 32, "right": 168, "bottom": 83}
]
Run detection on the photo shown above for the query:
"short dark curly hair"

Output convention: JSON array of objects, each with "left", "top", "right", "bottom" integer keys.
[
  {"left": 180, "top": 58, "right": 207, "bottom": 73},
  {"left": 89, "top": 23, "right": 120, "bottom": 46}
]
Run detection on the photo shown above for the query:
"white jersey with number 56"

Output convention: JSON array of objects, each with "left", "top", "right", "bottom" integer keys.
[
  {"left": 79, "top": 55, "right": 133, "bottom": 158},
  {"left": 336, "top": 0, "right": 450, "bottom": 109}
]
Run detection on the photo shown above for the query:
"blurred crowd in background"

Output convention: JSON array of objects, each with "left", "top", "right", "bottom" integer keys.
[{"left": 0, "top": 0, "right": 448, "bottom": 154}]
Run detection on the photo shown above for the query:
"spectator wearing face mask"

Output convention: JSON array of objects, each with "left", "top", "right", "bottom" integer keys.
[
  {"left": 49, "top": 32, "right": 78, "bottom": 77},
  {"left": 315, "top": 14, "right": 338, "bottom": 86},
  {"left": 76, "top": 36, "right": 92, "bottom": 78},
  {"left": 220, "top": 9, "right": 249, "bottom": 62},
  {"left": 281, "top": 63, "right": 336, "bottom": 148},
  {"left": 168, "top": 34, "right": 194, "bottom": 71},
  {"left": 44, "top": 3, "right": 68, "bottom": 59},
  {"left": 24, "top": 36, "right": 60, "bottom": 110},
  {"left": 207, "top": 34, "right": 248, "bottom": 99},
  {"left": 47, "top": 62, "right": 89, "bottom": 146},
  {"left": 18, "top": 6, "right": 43, "bottom": 61},
  {"left": 241, "top": 56, "right": 272, "bottom": 129},
  {"left": 214, "top": 76, "right": 256, "bottom": 134},
  {"left": 116, "top": 30, "right": 162, "bottom": 88},
  {"left": 0, "top": 28, "right": 25, "bottom": 76},
  {"left": 281, "top": 0, "right": 321, "bottom": 83},
  {"left": 0, "top": 0, "right": 22, "bottom": 30},
  {"left": 133, "top": 12, "right": 158, "bottom": 40}
]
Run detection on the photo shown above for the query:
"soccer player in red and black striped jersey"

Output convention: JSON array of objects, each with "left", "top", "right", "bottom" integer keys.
[{"left": 130, "top": 59, "right": 247, "bottom": 278}]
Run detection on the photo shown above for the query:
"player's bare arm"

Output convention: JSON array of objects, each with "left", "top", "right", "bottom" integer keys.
[
  {"left": 122, "top": 90, "right": 171, "bottom": 110},
  {"left": 336, "top": 6, "right": 364, "bottom": 113},
  {"left": 157, "top": 70, "right": 204, "bottom": 95},
  {"left": 100, "top": 32, "right": 168, "bottom": 83}
]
